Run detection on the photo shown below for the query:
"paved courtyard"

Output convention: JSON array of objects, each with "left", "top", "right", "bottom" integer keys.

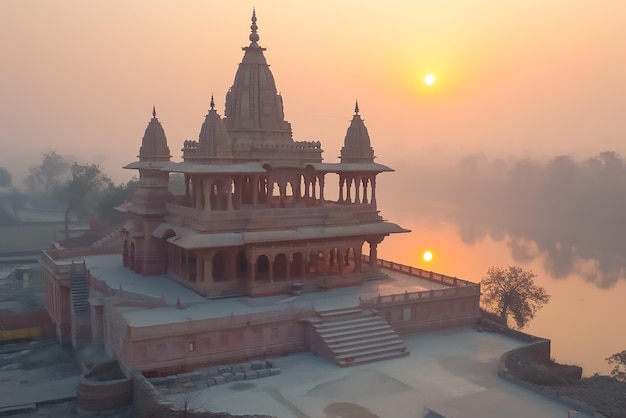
[{"left": 165, "top": 326, "right": 590, "bottom": 418}]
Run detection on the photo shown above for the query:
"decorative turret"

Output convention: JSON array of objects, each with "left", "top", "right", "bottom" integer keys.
[
  {"left": 139, "top": 106, "right": 171, "bottom": 162},
  {"left": 223, "top": 10, "right": 293, "bottom": 147},
  {"left": 340, "top": 102, "right": 375, "bottom": 163},
  {"left": 194, "top": 96, "right": 233, "bottom": 163},
  {"left": 122, "top": 108, "right": 172, "bottom": 275}
]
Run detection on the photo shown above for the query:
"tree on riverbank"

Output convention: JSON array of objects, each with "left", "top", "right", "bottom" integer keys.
[
  {"left": 607, "top": 350, "right": 626, "bottom": 382},
  {"left": 481, "top": 266, "right": 550, "bottom": 328}
]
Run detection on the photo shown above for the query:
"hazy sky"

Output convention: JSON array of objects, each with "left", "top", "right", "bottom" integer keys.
[
  {"left": 1, "top": 1, "right": 624, "bottom": 372},
  {"left": 2, "top": 1, "right": 625, "bottom": 182}
]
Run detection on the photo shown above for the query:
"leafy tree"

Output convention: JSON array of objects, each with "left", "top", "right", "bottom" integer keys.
[
  {"left": 55, "top": 163, "right": 111, "bottom": 239},
  {"left": 94, "top": 178, "right": 138, "bottom": 226},
  {"left": 481, "top": 266, "right": 550, "bottom": 328},
  {"left": 0, "top": 167, "right": 11, "bottom": 188},
  {"left": 607, "top": 350, "right": 626, "bottom": 382},
  {"left": 25, "top": 151, "right": 70, "bottom": 192}
]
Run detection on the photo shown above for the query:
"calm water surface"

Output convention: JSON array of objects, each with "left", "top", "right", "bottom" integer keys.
[{"left": 381, "top": 218, "right": 625, "bottom": 376}]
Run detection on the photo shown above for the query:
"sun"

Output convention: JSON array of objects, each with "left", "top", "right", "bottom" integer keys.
[
  {"left": 424, "top": 74, "right": 436, "bottom": 85},
  {"left": 423, "top": 251, "right": 433, "bottom": 262}
]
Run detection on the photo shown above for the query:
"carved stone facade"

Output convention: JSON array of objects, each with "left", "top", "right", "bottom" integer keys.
[
  {"left": 120, "top": 11, "right": 407, "bottom": 298},
  {"left": 42, "top": 12, "right": 481, "bottom": 376}
]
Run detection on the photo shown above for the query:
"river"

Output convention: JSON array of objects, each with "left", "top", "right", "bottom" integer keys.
[{"left": 380, "top": 217, "right": 625, "bottom": 376}]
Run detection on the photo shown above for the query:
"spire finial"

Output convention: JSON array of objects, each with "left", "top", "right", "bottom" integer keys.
[
  {"left": 152, "top": 105, "right": 157, "bottom": 118},
  {"left": 354, "top": 100, "right": 360, "bottom": 115},
  {"left": 210, "top": 94, "right": 215, "bottom": 110},
  {"left": 249, "top": 8, "right": 260, "bottom": 45}
]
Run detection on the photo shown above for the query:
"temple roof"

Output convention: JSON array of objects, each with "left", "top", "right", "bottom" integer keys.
[
  {"left": 153, "top": 222, "right": 409, "bottom": 250},
  {"left": 340, "top": 102, "right": 375, "bottom": 164},
  {"left": 194, "top": 96, "right": 233, "bottom": 163},
  {"left": 223, "top": 10, "right": 293, "bottom": 145},
  {"left": 138, "top": 107, "right": 171, "bottom": 162}
]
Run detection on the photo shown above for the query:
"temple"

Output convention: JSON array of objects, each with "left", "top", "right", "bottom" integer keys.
[{"left": 42, "top": 12, "right": 480, "bottom": 378}]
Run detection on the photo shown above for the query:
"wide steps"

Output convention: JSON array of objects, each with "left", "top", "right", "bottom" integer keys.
[
  {"left": 326, "top": 333, "right": 400, "bottom": 350},
  {"left": 317, "top": 307, "right": 363, "bottom": 319},
  {"left": 319, "top": 324, "right": 394, "bottom": 341},
  {"left": 311, "top": 315, "right": 382, "bottom": 330},
  {"left": 337, "top": 349, "right": 410, "bottom": 367},
  {"left": 331, "top": 339, "right": 405, "bottom": 357},
  {"left": 310, "top": 307, "right": 409, "bottom": 367}
]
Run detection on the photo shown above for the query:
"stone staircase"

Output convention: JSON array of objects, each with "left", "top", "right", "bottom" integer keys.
[
  {"left": 71, "top": 272, "right": 90, "bottom": 315},
  {"left": 309, "top": 307, "right": 409, "bottom": 366}
]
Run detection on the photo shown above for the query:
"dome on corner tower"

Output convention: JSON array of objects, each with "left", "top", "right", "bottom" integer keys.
[
  {"left": 223, "top": 10, "right": 293, "bottom": 143},
  {"left": 340, "top": 102, "right": 375, "bottom": 164},
  {"left": 139, "top": 107, "right": 171, "bottom": 162},
  {"left": 197, "top": 97, "right": 233, "bottom": 163}
]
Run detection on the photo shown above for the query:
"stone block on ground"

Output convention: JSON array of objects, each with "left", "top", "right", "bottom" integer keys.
[
  {"left": 222, "top": 372, "right": 235, "bottom": 382},
  {"left": 234, "top": 372, "right": 245, "bottom": 380},
  {"left": 244, "top": 370, "right": 258, "bottom": 379},
  {"left": 257, "top": 369, "right": 270, "bottom": 378},
  {"left": 213, "top": 375, "right": 226, "bottom": 384},
  {"left": 269, "top": 368, "right": 281, "bottom": 376},
  {"left": 205, "top": 367, "right": 219, "bottom": 377},
  {"left": 191, "top": 372, "right": 204, "bottom": 382},
  {"left": 251, "top": 360, "right": 265, "bottom": 370},
  {"left": 231, "top": 364, "right": 243, "bottom": 373},
  {"left": 217, "top": 365, "right": 231, "bottom": 374}
]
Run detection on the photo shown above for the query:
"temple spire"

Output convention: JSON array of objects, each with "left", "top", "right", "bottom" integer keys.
[
  {"left": 249, "top": 8, "right": 260, "bottom": 46},
  {"left": 152, "top": 105, "right": 157, "bottom": 118},
  {"left": 354, "top": 100, "right": 359, "bottom": 115},
  {"left": 210, "top": 94, "right": 215, "bottom": 110}
]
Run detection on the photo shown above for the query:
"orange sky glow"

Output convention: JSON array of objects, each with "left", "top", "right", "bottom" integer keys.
[
  {"left": 2, "top": 1, "right": 626, "bottom": 374},
  {"left": 2, "top": 1, "right": 625, "bottom": 182}
]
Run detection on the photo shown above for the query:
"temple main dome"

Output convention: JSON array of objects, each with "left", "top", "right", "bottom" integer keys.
[{"left": 223, "top": 10, "right": 293, "bottom": 146}]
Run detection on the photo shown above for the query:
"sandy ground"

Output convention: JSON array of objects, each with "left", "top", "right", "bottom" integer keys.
[{"left": 165, "top": 327, "right": 592, "bottom": 418}]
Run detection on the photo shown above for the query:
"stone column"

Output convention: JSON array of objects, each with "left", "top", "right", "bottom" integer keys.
[
  {"left": 203, "top": 252, "right": 214, "bottom": 283},
  {"left": 318, "top": 175, "right": 325, "bottom": 205},
  {"left": 371, "top": 176, "right": 377, "bottom": 206},
  {"left": 268, "top": 255, "right": 274, "bottom": 283},
  {"left": 369, "top": 241, "right": 378, "bottom": 265},
  {"left": 338, "top": 176, "right": 344, "bottom": 203},
  {"left": 227, "top": 178, "right": 234, "bottom": 211},
  {"left": 362, "top": 178, "right": 369, "bottom": 204},
  {"left": 203, "top": 181, "right": 211, "bottom": 212}
]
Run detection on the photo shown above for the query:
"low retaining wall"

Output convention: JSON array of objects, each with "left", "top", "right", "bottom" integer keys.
[
  {"left": 76, "top": 360, "right": 133, "bottom": 414},
  {"left": 487, "top": 320, "right": 602, "bottom": 417}
]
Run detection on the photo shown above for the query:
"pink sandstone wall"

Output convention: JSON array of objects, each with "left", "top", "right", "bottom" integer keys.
[{"left": 105, "top": 306, "right": 315, "bottom": 374}]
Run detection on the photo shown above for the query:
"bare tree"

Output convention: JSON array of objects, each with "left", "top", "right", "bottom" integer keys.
[{"left": 481, "top": 266, "right": 550, "bottom": 328}]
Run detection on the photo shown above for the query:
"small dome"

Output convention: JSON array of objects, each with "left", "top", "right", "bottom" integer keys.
[
  {"left": 340, "top": 103, "right": 375, "bottom": 163},
  {"left": 197, "top": 99, "right": 233, "bottom": 162},
  {"left": 139, "top": 107, "right": 171, "bottom": 162}
]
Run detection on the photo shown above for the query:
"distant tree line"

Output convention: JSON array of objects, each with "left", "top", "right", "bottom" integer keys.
[{"left": 1, "top": 151, "right": 138, "bottom": 235}]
